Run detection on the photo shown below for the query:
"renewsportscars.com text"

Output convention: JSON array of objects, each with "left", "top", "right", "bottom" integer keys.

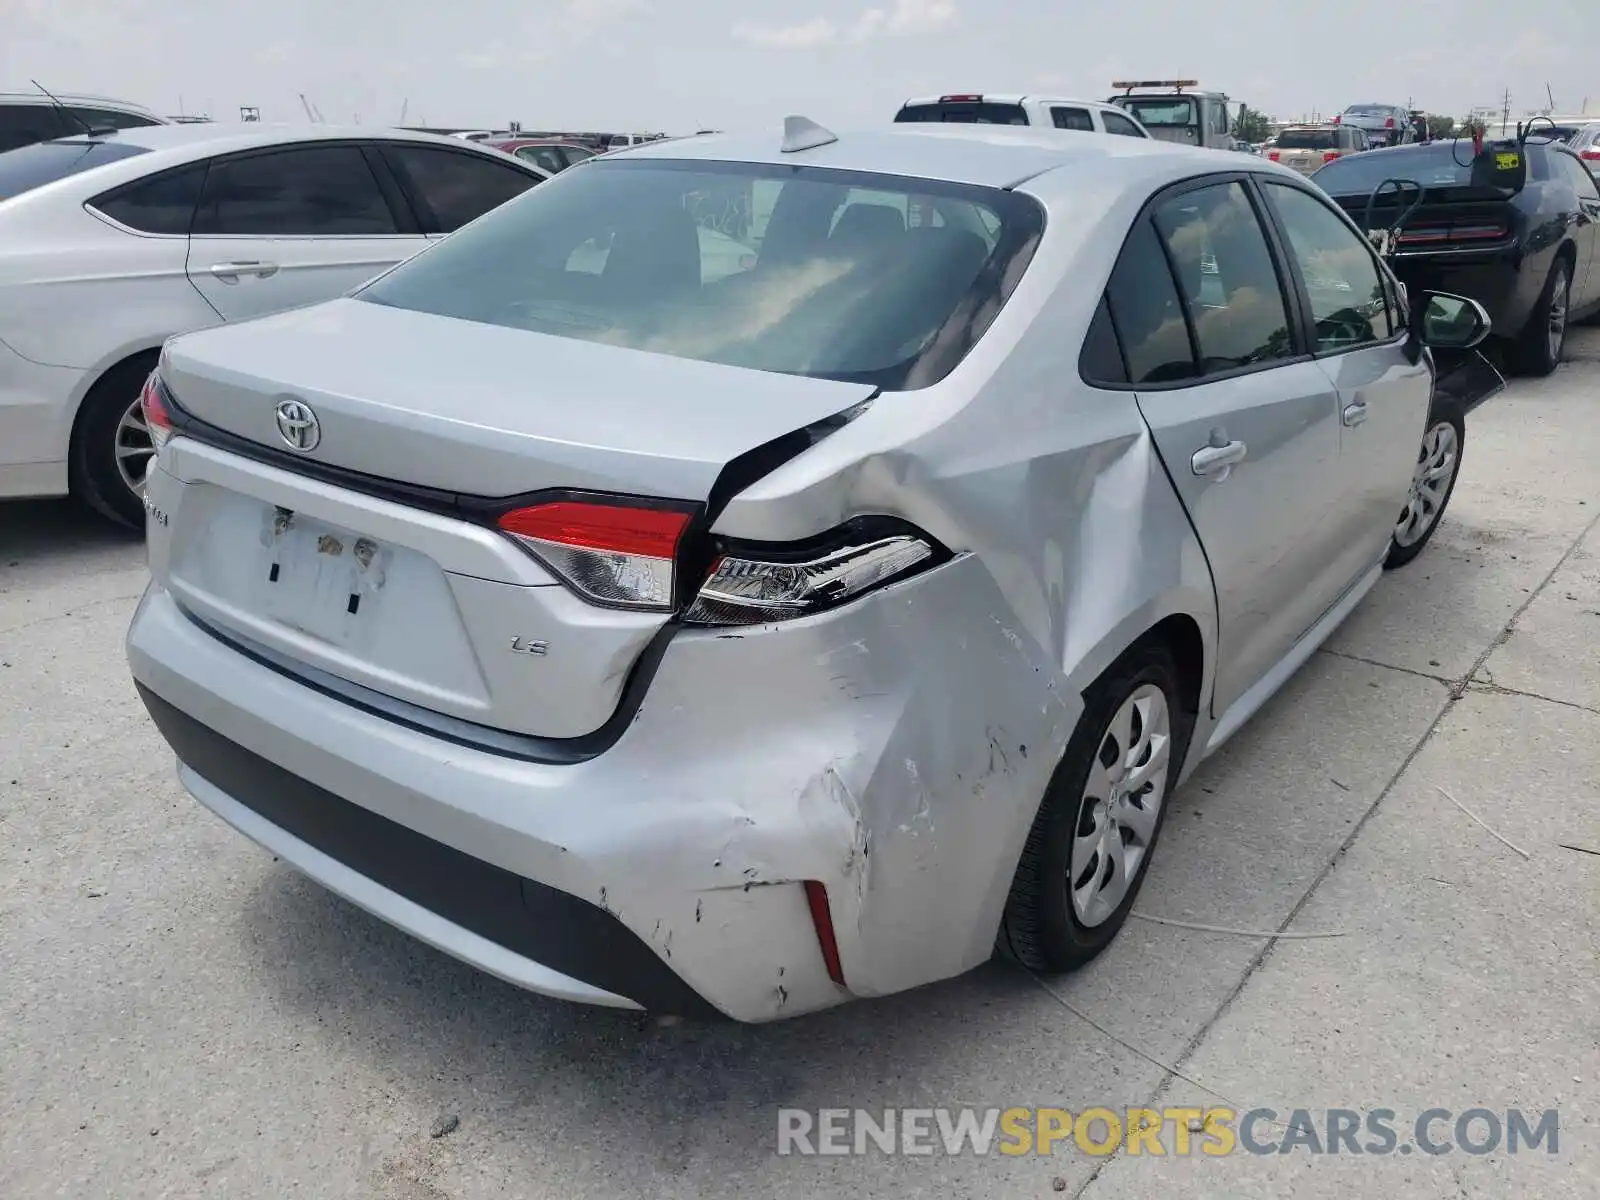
[{"left": 776, "top": 1106, "right": 1560, "bottom": 1157}]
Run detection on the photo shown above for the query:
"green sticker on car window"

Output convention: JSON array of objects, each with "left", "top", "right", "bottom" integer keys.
[{"left": 1494, "top": 151, "right": 1520, "bottom": 170}]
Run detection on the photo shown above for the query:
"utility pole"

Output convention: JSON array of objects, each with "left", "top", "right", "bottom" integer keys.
[{"left": 1501, "top": 88, "right": 1512, "bottom": 135}]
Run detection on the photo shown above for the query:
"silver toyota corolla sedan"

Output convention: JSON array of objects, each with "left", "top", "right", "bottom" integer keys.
[{"left": 126, "top": 120, "right": 1489, "bottom": 1022}]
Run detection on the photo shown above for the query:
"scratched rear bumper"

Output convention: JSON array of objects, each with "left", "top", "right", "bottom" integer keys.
[{"left": 127, "top": 549, "right": 1079, "bottom": 1022}]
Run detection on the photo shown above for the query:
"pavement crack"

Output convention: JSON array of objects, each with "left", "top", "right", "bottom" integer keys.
[
  {"left": 1318, "top": 648, "right": 1451, "bottom": 685},
  {"left": 1463, "top": 679, "right": 1600, "bottom": 717}
]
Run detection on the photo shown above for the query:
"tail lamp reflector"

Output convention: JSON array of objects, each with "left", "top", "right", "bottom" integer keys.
[
  {"left": 497, "top": 501, "right": 691, "bottom": 610},
  {"left": 803, "top": 881, "right": 846, "bottom": 986}
]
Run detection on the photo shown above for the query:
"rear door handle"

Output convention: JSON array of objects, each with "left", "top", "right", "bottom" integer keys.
[
  {"left": 208, "top": 261, "right": 280, "bottom": 281},
  {"left": 1343, "top": 400, "right": 1370, "bottom": 427},
  {"left": 1192, "top": 438, "right": 1248, "bottom": 479}
]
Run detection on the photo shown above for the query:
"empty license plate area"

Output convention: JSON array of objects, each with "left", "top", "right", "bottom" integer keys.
[{"left": 261, "top": 507, "right": 386, "bottom": 646}]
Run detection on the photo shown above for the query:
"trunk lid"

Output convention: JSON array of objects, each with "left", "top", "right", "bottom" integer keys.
[
  {"left": 160, "top": 296, "right": 877, "bottom": 502},
  {"left": 152, "top": 296, "right": 876, "bottom": 742}
]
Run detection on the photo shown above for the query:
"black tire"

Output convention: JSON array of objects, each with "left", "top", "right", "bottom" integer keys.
[
  {"left": 1000, "top": 643, "right": 1193, "bottom": 973},
  {"left": 1507, "top": 257, "right": 1571, "bottom": 377},
  {"left": 69, "top": 351, "right": 160, "bottom": 529},
  {"left": 1384, "top": 411, "right": 1465, "bottom": 570}
]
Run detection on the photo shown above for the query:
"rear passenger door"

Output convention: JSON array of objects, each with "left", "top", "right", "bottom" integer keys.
[
  {"left": 1104, "top": 177, "right": 1351, "bottom": 718},
  {"left": 1258, "top": 179, "right": 1431, "bottom": 582},
  {"left": 186, "top": 142, "right": 428, "bottom": 322},
  {"left": 1101, "top": 110, "right": 1148, "bottom": 138},
  {"left": 377, "top": 143, "right": 543, "bottom": 238}
]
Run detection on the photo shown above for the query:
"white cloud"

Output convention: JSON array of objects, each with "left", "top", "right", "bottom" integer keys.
[
  {"left": 850, "top": 0, "right": 958, "bottom": 40},
  {"left": 734, "top": 0, "right": 955, "bottom": 49},
  {"left": 731, "top": 17, "right": 840, "bottom": 49}
]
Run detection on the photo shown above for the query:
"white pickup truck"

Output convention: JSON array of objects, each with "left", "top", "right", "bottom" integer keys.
[{"left": 893, "top": 94, "right": 1151, "bottom": 139}]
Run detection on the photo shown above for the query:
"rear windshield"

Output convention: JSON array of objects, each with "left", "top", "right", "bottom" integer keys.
[
  {"left": 1116, "top": 98, "right": 1194, "bottom": 128},
  {"left": 1343, "top": 105, "right": 1393, "bottom": 118},
  {"left": 895, "top": 102, "right": 1029, "bottom": 126},
  {"left": 1313, "top": 141, "right": 1527, "bottom": 195},
  {"left": 358, "top": 159, "right": 1044, "bottom": 390},
  {"left": 1277, "top": 129, "right": 1339, "bottom": 150},
  {"left": 0, "top": 139, "right": 148, "bottom": 201}
]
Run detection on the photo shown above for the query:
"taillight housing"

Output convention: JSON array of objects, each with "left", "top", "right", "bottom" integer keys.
[
  {"left": 1268, "top": 150, "right": 1280, "bottom": 161},
  {"left": 1385, "top": 116, "right": 1396, "bottom": 129},
  {"left": 497, "top": 499, "right": 693, "bottom": 611},
  {"left": 684, "top": 518, "right": 945, "bottom": 627},
  {"left": 140, "top": 372, "right": 176, "bottom": 452},
  {"left": 1582, "top": 149, "right": 1600, "bottom": 161},
  {"left": 1323, "top": 150, "right": 1341, "bottom": 162}
]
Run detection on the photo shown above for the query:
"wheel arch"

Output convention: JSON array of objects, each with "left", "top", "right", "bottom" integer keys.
[{"left": 65, "top": 344, "right": 164, "bottom": 470}]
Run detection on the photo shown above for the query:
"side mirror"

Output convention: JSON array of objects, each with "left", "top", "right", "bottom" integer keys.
[{"left": 1418, "top": 291, "right": 1491, "bottom": 349}]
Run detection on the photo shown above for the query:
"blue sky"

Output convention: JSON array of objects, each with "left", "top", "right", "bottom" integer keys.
[{"left": 6, "top": 0, "right": 1593, "bottom": 132}]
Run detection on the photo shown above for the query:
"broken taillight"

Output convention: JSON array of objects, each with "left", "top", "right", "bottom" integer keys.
[
  {"left": 804, "top": 881, "right": 846, "bottom": 986},
  {"left": 683, "top": 520, "right": 943, "bottom": 627},
  {"left": 497, "top": 500, "right": 692, "bottom": 610},
  {"left": 140, "top": 373, "right": 176, "bottom": 452}
]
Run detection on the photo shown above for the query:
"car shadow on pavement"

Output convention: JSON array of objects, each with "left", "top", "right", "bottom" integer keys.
[
  {"left": 239, "top": 864, "right": 1043, "bottom": 1174},
  {"left": 0, "top": 499, "right": 142, "bottom": 566}
]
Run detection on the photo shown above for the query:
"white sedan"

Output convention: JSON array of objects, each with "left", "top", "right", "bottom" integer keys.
[{"left": 0, "top": 124, "right": 548, "bottom": 525}]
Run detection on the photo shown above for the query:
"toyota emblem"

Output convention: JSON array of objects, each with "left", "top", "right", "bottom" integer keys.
[{"left": 274, "top": 399, "right": 321, "bottom": 452}]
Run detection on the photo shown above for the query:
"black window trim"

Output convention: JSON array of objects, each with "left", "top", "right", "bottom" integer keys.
[
  {"left": 377, "top": 141, "right": 545, "bottom": 235},
  {"left": 1250, "top": 174, "right": 1411, "bottom": 361},
  {"left": 1081, "top": 170, "right": 1317, "bottom": 393},
  {"left": 84, "top": 159, "right": 210, "bottom": 238},
  {"left": 186, "top": 138, "right": 421, "bottom": 241}
]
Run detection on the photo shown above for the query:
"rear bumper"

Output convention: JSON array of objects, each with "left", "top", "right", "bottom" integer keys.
[
  {"left": 128, "top": 556, "right": 1076, "bottom": 1021},
  {"left": 1390, "top": 256, "right": 1529, "bottom": 336}
]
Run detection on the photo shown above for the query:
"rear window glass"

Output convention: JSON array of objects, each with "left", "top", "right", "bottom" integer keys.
[
  {"left": 1117, "top": 98, "right": 1194, "bottom": 127},
  {"left": 1313, "top": 141, "right": 1527, "bottom": 194},
  {"left": 0, "top": 139, "right": 149, "bottom": 201},
  {"left": 358, "top": 159, "right": 1044, "bottom": 390},
  {"left": 1343, "top": 106, "right": 1393, "bottom": 118},
  {"left": 1277, "top": 129, "right": 1339, "bottom": 150},
  {"left": 895, "top": 102, "right": 1029, "bottom": 126}
]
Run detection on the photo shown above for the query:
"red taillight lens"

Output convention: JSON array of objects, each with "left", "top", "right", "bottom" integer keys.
[
  {"left": 1324, "top": 150, "right": 1341, "bottom": 162},
  {"left": 684, "top": 522, "right": 940, "bottom": 626},
  {"left": 1332, "top": 114, "right": 1341, "bottom": 123},
  {"left": 1385, "top": 116, "right": 1395, "bottom": 128},
  {"left": 140, "top": 373, "right": 175, "bottom": 452},
  {"left": 1268, "top": 150, "right": 1280, "bottom": 161},
  {"left": 1582, "top": 149, "right": 1600, "bottom": 161},
  {"left": 497, "top": 500, "right": 692, "bottom": 610},
  {"left": 803, "top": 881, "right": 846, "bottom": 986}
]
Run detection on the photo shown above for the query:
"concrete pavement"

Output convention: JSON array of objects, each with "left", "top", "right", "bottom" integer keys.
[{"left": 2, "top": 328, "right": 1596, "bottom": 1199}]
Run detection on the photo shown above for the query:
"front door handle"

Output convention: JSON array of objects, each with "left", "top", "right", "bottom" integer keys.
[
  {"left": 208, "top": 261, "right": 280, "bottom": 282},
  {"left": 1343, "top": 400, "right": 1370, "bottom": 427},
  {"left": 1192, "top": 437, "right": 1248, "bottom": 479}
]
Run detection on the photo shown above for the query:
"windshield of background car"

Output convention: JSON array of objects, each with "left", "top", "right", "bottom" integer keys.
[
  {"left": 1312, "top": 142, "right": 1526, "bottom": 194},
  {"left": 1277, "top": 129, "right": 1339, "bottom": 150},
  {"left": 357, "top": 159, "right": 1045, "bottom": 390},
  {"left": 1118, "top": 98, "right": 1195, "bottom": 128},
  {"left": 894, "top": 102, "right": 1029, "bottom": 125},
  {"left": 0, "top": 139, "right": 148, "bottom": 201},
  {"left": 1343, "top": 105, "right": 1393, "bottom": 119}
]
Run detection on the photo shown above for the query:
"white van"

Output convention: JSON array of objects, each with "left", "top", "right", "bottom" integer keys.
[{"left": 893, "top": 94, "right": 1151, "bottom": 138}]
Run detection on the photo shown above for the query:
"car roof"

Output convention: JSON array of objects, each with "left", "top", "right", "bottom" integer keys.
[
  {"left": 899, "top": 95, "right": 1127, "bottom": 111},
  {"left": 0, "top": 91, "right": 162, "bottom": 114},
  {"left": 616, "top": 123, "right": 1222, "bottom": 189},
  {"left": 87, "top": 121, "right": 527, "bottom": 156}
]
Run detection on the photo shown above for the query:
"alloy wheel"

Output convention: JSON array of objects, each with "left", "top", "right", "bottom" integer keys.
[
  {"left": 114, "top": 394, "right": 155, "bottom": 500},
  {"left": 1069, "top": 684, "right": 1171, "bottom": 928},
  {"left": 1547, "top": 266, "right": 1569, "bottom": 365},
  {"left": 1394, "top": 421, "right": 1459, "bottom": 548}
]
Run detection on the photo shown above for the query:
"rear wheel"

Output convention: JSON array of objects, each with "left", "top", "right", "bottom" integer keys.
[
  {"left": 1000, "top": 644, "right": 1191, "bottom": 972},
  {"left": 1385, "top": 412, "right": 1464, "bottom": 569},
  {"left": 1508, "top": 259, "right": 1571, "bottom": 377},
  {"left": 70, "top": 352, "right": 159, "bottom": 528}
]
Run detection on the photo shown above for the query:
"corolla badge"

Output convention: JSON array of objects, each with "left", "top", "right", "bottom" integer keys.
[{"left": 274, "top": 399, "right": 321, "bottom": 452}]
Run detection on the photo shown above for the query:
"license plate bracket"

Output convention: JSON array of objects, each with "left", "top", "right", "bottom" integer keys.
[{"left": 259, "top": 507, "right": 391, "bottom": 646}]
